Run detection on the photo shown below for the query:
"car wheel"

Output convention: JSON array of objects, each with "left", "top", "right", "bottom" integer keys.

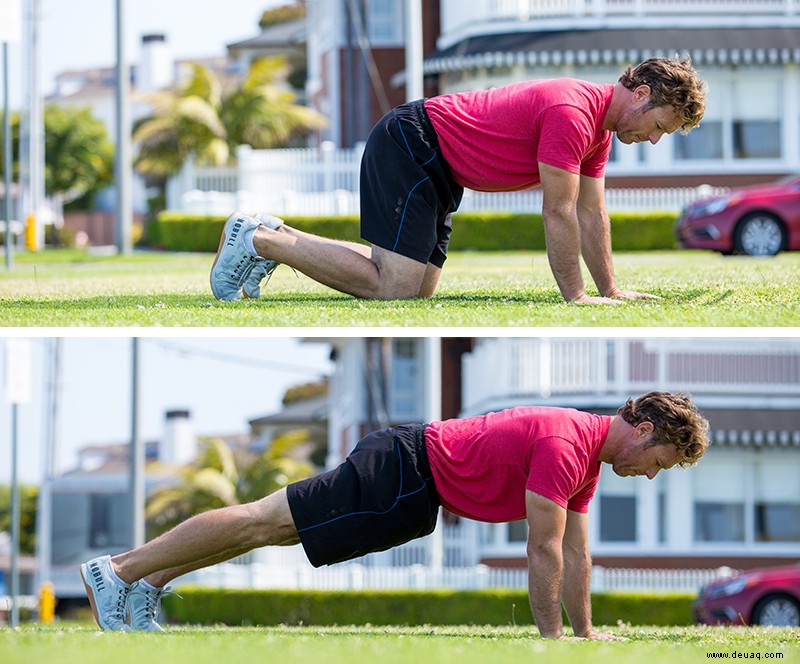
[
  {"left": 733, "top": 213, "right": 786, "bottom": 256},
  {"left": 751, "top": 594, "right": 800, "bottom": 626}
]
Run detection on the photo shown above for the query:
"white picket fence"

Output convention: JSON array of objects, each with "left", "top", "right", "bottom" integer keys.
[
  {"left": 167, "top": 144, "right": 726, "bottom": 217},
  {"left": 183, "top": 562, "right": 734, "bottom": 594}
]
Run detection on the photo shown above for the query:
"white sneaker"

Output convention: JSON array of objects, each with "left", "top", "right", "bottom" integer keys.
[
  {"left": 210, "top": 212, "right": 268, "bottom": 301},
  {"left": 127, "top": 582, "right": 181, "bottom": 632},
  {"left": 79, "top": 555, "right": 133, "bottom": 631},
  {"left": 241, "top": 213, "right": 285, "bottom": 299},
  {"left": 242, "top": 259, "right": 280, "bottom": 298}
]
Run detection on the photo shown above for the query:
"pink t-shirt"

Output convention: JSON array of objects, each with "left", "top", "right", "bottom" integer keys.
[
  {"left": 424, "top": 79, "right": 614, "bottom": 192},
  {"left": 425, "top": 407, "right": 611, "bottom": 522}
]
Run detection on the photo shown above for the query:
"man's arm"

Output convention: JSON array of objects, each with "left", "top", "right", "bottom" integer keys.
[
  {"left": 562, "top": 509, "right": 629, "bottom": 641},
  {"left": 576, "top": 174, "right": 658, "bottom": 301},
  {"left": 527, "top": 491, "right": 628, "bottom": 641},
  {"left": 525, "top": 490, "right": 567, "bottom": 638},
  {"left": 538, "top": 164, "right": 622, "bottom": 305}
]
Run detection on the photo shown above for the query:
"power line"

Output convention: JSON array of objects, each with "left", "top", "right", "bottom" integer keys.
[{"left": 145, "top": 339, "right": 331, "bottom": 377}]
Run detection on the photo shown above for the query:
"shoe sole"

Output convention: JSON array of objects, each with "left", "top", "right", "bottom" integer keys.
[{"left": 79, "top": 562, "right": 104, "bottom": 630}]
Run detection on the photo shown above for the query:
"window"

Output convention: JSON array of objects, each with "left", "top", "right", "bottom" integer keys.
[
  {"left": 693, "top": 460, "right": 745, "bottom": 543},
  {"left": 89, "top": 494, "right": 129, "bottom": 549},
  {"left": 754, "top": 461, "right": 800, "bottom": 542},
  {"left": 598, "top": 471, "right": 637, "bottom": 542},
  {"left": 674, "top": 76, "right": 723, "bottom": 161},
  {"left": 731, "top": 77, "right": 781, "bottom": 159},
  {"left": 366, "top": 0, "right": 403, "bottom": 45},
  {"left": 390, "top": 339, "right": 421, "bottom": 419},
  {"left": 507, "top": 519, "right": 528, "bottom": 543}
]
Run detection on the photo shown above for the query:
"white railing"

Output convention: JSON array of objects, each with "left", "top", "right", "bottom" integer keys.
[
  {"left": 463, "top": 338, "right": 800, "bottom": 413},
  {"left": 181, "top": 561, "right": 732, "bottom": 593},
  {"left": 167, "top": 146, "right": 725, "bottom": 216},
  {"left": 442, "top": 0, "right": 798, "bottom": 36}
]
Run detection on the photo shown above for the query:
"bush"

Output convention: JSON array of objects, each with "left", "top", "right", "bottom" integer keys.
[
  {"left": 162, "top": 588, "right": 694, "bottom": 628},
  {"left": 150, "top": 211, "right": 679, "bottom": 253}
]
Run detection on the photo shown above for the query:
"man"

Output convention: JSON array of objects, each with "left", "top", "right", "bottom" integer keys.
[
  {"left": 80, "top": 391, "right": 709, "bottom": 638},
  {"left": 210, "top": 57, "right": 706, "bottom": 305}
]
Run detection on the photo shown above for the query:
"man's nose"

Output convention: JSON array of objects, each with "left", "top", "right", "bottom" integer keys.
[
  {"left": 649, "top": 131, "right": 664, "bottom": 145},
  {"left": 645, "top": 467, "right": 660, "bottom": 480}
]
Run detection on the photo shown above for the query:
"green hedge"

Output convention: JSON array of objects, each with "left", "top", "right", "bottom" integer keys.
[
  {"left": 149, "top": 211, "right": 679, "bottom": 253},
  {"left": 162, "top": 588, "right": 694, "bottom": 628}
]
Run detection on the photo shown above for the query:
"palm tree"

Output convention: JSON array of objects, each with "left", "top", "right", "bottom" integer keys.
[
  {"left": 145, "top": 431, "right": 315, "bottom": 540},
  {"left": 133, "top": 57, "right": 327, "bottom": 180}
]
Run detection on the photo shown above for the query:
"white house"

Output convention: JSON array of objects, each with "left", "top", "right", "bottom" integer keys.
[{"left": 317, "top": 336, "right": 800, "bottom": 573}]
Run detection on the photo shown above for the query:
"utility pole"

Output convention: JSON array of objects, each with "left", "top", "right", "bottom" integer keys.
[
  {"left": 1, "top": 0, "right": 21, "bottom": 269},
  {"left": 115, "top": 0, "right": 132, "bottom": 254},
  {"left": 129, "top": 338, "right": 144, "bottom": 548},
  {"left": 405, "top": 0, "right": 424, "bottom": 102}
]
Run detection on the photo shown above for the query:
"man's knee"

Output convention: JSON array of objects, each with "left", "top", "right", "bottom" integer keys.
[
  {"left": 370, "top": 246, "right": 429, "bottom": 299},
  {"left": 244, "top": 488, "right": 299, "bottom": 547}
]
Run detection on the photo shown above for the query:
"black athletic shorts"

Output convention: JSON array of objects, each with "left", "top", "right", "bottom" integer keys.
[
  {"left": 359, "top": 100, "right": 464, "bottom": 268},
  {"left": 286, "top": 423, "right": 440, "bottom": 567}
]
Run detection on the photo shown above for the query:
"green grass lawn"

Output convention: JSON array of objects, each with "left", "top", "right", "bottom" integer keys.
[
  {"left": 2, "top": 624, "right": 798, "bottom": 664},
  {"left": 1, "top": 248, "right": 799, "bottom": 327}
]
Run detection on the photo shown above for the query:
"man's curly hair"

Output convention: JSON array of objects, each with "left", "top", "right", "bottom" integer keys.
[
  {"left": 619, "top": 56, "right": 707, "bottom": 134},
  {"left": 617, "top": 391, "right": 710, "bottom": 466}
]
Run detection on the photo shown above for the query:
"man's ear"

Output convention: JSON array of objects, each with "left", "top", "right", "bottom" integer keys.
[
  {"left": 637, "top": 421, "right": 654, "bottom": 438},
  {"left": 634, "top": 85, "right": 651, "bottom": 102}
]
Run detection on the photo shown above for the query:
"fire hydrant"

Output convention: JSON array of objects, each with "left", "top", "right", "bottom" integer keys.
[{"left": 39, "top": 582, "right": 56, "bottom": 623}]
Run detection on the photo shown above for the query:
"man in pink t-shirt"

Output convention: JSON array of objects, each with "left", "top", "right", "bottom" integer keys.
[
  {"left": 212, "top": 58, "right": 706, "bottom": 305},
  {"left": 79, "top": 392, "right": 708, "bottom": 638}
]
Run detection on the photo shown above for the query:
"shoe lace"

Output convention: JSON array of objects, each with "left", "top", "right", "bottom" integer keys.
[
  {"left": 113, "top": 583, "right": 132, "bottom": 622},
  {"left": 134, "top": 585, "right": 182, "bottom": 623}
]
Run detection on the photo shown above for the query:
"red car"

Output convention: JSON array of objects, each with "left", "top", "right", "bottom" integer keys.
[
  {"left": 676, "top": 175, "right": 800, "bottom": 256},
  {"left": 694, "top": 564, "right": 800, "bottom": 627}
]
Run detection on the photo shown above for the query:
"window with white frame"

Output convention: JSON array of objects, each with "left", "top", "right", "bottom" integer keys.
[
  {"left": 598, "top": 470, "right": 637, "bottom": 542},
  {"left": 389, "top": 338, "right": 422, "bottom": 420},
  {"left": 366, "top": 0, "right": 404, "bottom": 46},
  {"left": 693, "top": 459, "right": 746, "bottom": 543},
  {"left": 731, "top": 76, "right": 781, "bottom": 159},
  {"left": 674, "top": 74, "right": 723, "bottom": 161},
  {"left": 754, "top": 459, "right": 800, "bottom": 543}
]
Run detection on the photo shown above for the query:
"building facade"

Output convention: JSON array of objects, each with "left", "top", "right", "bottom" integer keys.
[
  {"left": 321, "top": 336, "right": 800, "bottom": 571},
  {"left": 423, "top": 0, "right": 800, "bottom": 189}
]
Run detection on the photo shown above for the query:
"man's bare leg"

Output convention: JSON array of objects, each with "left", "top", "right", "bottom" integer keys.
[
  {"left": 111, "top": 488, "right": 298, "bottom": 586},
  {"left": 252, "top": 225, "right": 432, "bottom": 299}
]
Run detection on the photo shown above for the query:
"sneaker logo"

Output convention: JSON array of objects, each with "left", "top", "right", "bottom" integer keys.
[
  {"left": 226, "top": 221, "right": 243, "bottom": 248},
  {"left": 90, "top": 563, "right": 106, "bottom": 591}
]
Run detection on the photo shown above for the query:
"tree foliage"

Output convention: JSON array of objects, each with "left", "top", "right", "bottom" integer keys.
[
  {"left": 133, "top": 57, "right": 327, "bottom": 179},
  {"left": 0, "top": 484, "right": 39, "bottom": 555},
  {"left": 0, "top": 106, "right": 113, "bottom": 205},
  {"left": 145, "top": 432, "right": 314, "bottom": 540}
]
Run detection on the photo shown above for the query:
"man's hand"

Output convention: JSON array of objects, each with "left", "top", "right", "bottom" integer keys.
[
  {"left": 559, "top": 630, "right": 629, "bottom": 641},
  {"left": 570, "top": 289, "right": 661, "bottom": 304},
  {"left": 606, "top": 288, "right": 661, "bottom": 301}
]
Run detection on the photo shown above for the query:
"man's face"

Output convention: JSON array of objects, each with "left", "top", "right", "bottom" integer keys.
[
  {"left": 614, "top": 86, "right": 683, "bottom": 145},
  {"left": 610, "top": 426, "right": 682, "bottom": 479}
]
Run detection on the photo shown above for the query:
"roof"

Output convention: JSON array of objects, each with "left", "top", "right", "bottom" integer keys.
[
  {"left": 423, "top": 27, "right": 800, "bottom": 74},
  {"left": 227, "top": 18, "right": 306, "bottom": 51},
  {"left": 249, "top": 396, "right": 328, "bottom": 427}
]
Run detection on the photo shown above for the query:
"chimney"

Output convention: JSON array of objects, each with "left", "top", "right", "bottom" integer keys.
[
  {"left": 161, "top": 409, "right": 196, "bottom": 465},
  {"left": 138, "top": 33, "right": 173, "bottom": 93}
]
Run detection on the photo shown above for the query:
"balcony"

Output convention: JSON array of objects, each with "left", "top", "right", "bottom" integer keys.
[
  {"left": 461, "top": 337, "right": 800, "bottom": 415},
  {"left": 439, "top": 0, "right": 800, "bottom": 48}
]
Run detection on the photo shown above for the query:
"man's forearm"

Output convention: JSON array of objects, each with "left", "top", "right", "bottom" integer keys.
[
  {"left": 577, "top": 210, "right": 616, "bottom": 297},
  {"left": 542, "top": 209, "right": 586, "bottom": 301},
  {"left": 527, "top": 545, "right": 565, "bottom": 638},
  {"left": 561, "top": 547, "right": 593, "bottom": 637}
]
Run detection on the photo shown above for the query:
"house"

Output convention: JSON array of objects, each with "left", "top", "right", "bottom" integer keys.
[
  {"left": 421, "top": 0, "right": 800, "bottom": 189},
  {"left": 305, "top": 0, "right": 442, "bottom": 147},
  {"left": 318, "top": 336, "right": 800, "bottom": 572}
]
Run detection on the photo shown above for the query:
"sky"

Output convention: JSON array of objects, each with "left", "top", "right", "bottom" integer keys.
[
  {"left": 3, "top": 0, "right": 286, "bottom": 106},
  {"left": 0, "top": 335, "right": 334, "bottom": 485}
]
